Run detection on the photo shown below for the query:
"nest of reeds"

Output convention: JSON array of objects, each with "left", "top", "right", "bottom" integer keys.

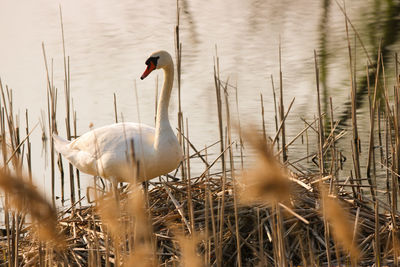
[{"left": 5, "top": 168, "right": 398, "bottom": 266}]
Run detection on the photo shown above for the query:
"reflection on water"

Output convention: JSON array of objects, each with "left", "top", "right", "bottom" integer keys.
[{"left": 1, "top": 0, "right": 400, "bottom": 203}]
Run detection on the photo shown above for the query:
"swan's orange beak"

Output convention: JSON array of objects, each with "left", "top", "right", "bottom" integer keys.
[{"left": 141, "top": 61, "right": 156, "bottom": 80}]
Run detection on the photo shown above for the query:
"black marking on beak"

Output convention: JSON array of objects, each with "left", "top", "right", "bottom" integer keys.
[
  {"left": 145, "top": 56, "right": 159, "bottom": 68},
  {"left": 141, "top": 56, "right": 160, "bottom": 80}
]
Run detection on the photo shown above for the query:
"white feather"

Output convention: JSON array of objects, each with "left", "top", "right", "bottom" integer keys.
[{"left": 53, "top": 51, "right": 183, "bottom": 182}]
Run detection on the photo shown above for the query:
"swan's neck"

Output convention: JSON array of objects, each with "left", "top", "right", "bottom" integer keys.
[{"left": 154, "top": 63, "right": 174, "bottom": 148}]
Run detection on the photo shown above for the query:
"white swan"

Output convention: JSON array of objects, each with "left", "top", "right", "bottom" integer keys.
[{"left": 53, "top": 50, "right": 183, "bottom": 182}]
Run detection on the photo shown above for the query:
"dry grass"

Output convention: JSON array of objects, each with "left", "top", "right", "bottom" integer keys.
[
  {"left": 2, "top": 162, "right": 398, "bottom": 266},
  {"left": 0, "top": 170, "right": 63, "bottom": 247},
  {"left": 319, "top": 183, "right": 359, "bottom": 261},
  {"left": 238, "top": 127, "right": 291, "bottom": 206}
]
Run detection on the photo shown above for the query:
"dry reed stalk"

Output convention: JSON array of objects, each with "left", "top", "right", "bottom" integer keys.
[
  {"left": 73, "top": 108, "right": 82, "bottom": 205},
  {"left": 60, "top": 7, "right": 75, "bottom": 205},
  {"left": 174, "top": 229, "right": 204, "bottom": 267},
  {"left": 374, "top": 195, "right": 381, "bottom": 267},
  {"left": 212, "top": 51, "right": 226, "bottom": 267},
  {"left": 203, "top": 145, "right": 210, "bottom": 266},
  {"left": 314, "top": 50, "right": 325, "bottom": 174},
  {"left": 185, "top": 119, "right": 195, "bottom": 234},
  {"left": 224, "top": 86, "right": 242, "bottom": 267},
  {"left": 0, "top": 170, "right": 63, "bottom": 246},
  {"left": 334, "top": 0, "right": 372, "bottom": 65},
  {"left": 0, "top": 86, "right": 16, "bottom": 153},
  {"left": 1, "top": 87, "right": 24, "bottom": 173},
  {"left": 207, "top": 179, "right": 218, "bottom": 265},
  {"left": 319, "top": 184, "right": 359, "bottom": 262},
  {"left": 42, "top": 42, "right": 58, "bottom": 207},
  {"left": 5, "top": 122, "right": 38, "bottom": 167},
  {"left": 385, "top": 113, "right": 391, "bottom": 203},
  {"left": 124, "top": 185, "right": 157, "bottom": 266},
  {"left": 260, "top": 93, "right": 266, "bottom": 141},
  {"left": 96, "top": 192, "right": 123, "bottom": 241},
  {"left": 366, "top": 43, "right": 382, "bottom": 201},
  {"left": 177, "top": 129, "right": 210, "bottom": 168},
  {"left": 328, "top": 97, "right": 336, "bottom": 193},
  {"left": 278, "top": 42, "right": 287, "bottom": 162},
  {"left": 344, "top": 11, "right": 362, "bottom": 198},
  {"left": 175, "top": 0, "right": 185, "bottom": 181},
  {"left": 271, "top": 75, "right": 279, "bottom": 151},
  {"left": 238, "top": 126, "right": 291, "bottom": 206},
  {"left": 233, "top": 88, "right": 245, "bottom": 172},
  {"left": 113, "top": 93, "right": 118, "bottom": 124},
  {"left": 277, "top": 113, "right": 324, "bottom": 162},
  {"left": 392, "top": 53, "right": 400, "bottom": 266},
  {"left": 25, "top": 110, "right": 32, "bottom": 182},
  {"left": 213, "top": 52, "right": 226, "bottom": 177},
  {"left": 315, "top": 50, "right": 332, "bottom": 266},
  {"left": 95, "top": 181, "right": 157, "bottom": 266},
  {"left": 377, "top": 102, "right": 384, "bottom": 169}
]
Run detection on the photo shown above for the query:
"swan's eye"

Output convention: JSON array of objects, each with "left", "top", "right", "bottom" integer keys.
[{"left": 145, "top": 56, "right": 159, "bottom": 67}]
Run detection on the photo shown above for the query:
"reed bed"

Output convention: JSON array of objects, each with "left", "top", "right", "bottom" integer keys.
[
  {"left": 1, "top": 2, "right": 400, "bottom": 266},
  {"left": 3, "top": 157, "right": 399, "bottom": 266}
]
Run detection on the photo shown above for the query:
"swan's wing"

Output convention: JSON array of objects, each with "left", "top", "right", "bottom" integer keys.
[
  {"left": 70, "top": 123, "right": 155, "bottom": 156},
  {"left": 59, "top": 123, "right": 155, "bottom": 178}
]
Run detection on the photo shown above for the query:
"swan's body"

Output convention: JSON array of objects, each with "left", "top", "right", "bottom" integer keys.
[{"left": 53, "top": 51, "right": 183, "bottom": 182}]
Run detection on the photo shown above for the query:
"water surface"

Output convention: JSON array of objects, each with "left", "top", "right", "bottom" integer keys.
[{"left": 0, "top": 0, "right": 399, "bottom": 204}]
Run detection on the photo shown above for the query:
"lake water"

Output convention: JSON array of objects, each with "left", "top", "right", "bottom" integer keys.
[{"left": 0, "top": 0, "right": 399, "bottom": 205}]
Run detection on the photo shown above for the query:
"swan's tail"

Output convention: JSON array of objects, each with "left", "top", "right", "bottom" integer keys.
[{"left": 52, "top": 133, "right": 71, "bottom": 155}]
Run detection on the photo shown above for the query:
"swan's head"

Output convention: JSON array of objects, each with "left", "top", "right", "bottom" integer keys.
[{"left": 140, "top": 50, "right": 173, "bottom": 80}]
